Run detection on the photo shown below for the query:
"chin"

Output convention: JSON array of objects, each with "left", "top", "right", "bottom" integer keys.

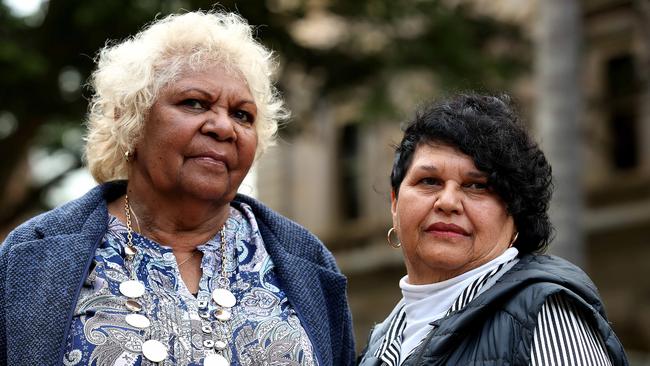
[
  {"left": 180, "top": 180, "right": 236, "bottom": 202},
  {"left": 420, "top": 251, "right": 470, "bottom": 272}
]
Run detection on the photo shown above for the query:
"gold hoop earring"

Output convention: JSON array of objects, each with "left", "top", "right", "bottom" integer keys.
[
  {"left": 387, "top": 227, "right": 401, "bottom": 248},
  {"left": 508, "top": 232, "right": 519, "bottom": 248}
]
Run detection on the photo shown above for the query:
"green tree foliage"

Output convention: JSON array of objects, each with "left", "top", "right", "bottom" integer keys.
[{"left": 0, "top": 0, "right": 526, "bottom": 233}]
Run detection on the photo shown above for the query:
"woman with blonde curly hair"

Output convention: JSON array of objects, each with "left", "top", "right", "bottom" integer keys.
[{"left": 0, "top": 11, "right": 354, "bottom": 366}]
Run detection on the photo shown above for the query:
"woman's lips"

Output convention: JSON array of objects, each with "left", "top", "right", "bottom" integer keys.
[
  {"left": 189, "top": 155, "right": 228, "bottom": 170},
  {"left": 188, "top": 151, "right": 229, "bottom": 168},
  {"left": 425, "top": 222, "right": 470, "bottom": 238}
]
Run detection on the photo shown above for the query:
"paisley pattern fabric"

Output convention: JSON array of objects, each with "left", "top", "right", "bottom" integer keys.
[{"left": 63, "top": 202, "right": 318, "bottom": 366}]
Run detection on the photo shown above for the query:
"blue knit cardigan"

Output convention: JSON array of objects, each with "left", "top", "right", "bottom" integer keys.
[{"left": 0, "top": 181, "right": 355, "bottom": 366}]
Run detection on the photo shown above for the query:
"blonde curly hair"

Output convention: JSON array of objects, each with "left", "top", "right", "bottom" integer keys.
[{"left": 84, "top": 11, "right": 287, "bottom": 183}]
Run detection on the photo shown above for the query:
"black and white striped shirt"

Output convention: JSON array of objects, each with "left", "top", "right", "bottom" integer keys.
[
  {"left": 531, "top": 293, "right": 612, "bottom": 365},
  {"left": 373, "top": 260, "right": 612, "bottom": 366}
]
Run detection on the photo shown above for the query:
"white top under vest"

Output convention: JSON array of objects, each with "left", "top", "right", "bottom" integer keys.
[{"left": 398, "top": 248, "right": 519, "bottom": 360}]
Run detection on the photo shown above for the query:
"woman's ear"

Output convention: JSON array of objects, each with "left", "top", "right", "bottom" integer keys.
[
  {"left": 391, "top": 189, "right": 399, "bottom": 229},
  {"left": 508, "top": 217, "right": 518, "bottom": 247}
]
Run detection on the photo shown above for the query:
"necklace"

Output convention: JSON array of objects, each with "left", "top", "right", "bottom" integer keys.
[
  {"left": 121, "top": 194, "right": 235, "bottom": 365},
  {"left": 127, "top": 202, "right": 198, "bottom": 269},
  {"left": 177, "top": 250, "right": 198, "bottom": 267}
]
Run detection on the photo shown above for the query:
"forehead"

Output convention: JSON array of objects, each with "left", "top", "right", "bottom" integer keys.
[
  {"left": 163, "top": 64, "right": 252, "bottom": 97},
  {"left": 410, "top": 143, "right": 478, "bottom": 169}
]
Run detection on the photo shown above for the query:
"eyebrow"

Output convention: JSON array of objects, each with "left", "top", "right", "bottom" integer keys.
[
  {"left": 414, "top": 164, "right": 487, "bottom": 178},
  {"left": 237, "top": 100, "right": 257, "bottom": 107},
  {"left": 177, "top": 87, "right": 256, "bottom": 107},
  {"left": 416, "top": 165, "right": 439, "bottom": 172},
  {"left": 177, "top": 87, "right": 213, "bottom": 98},
  {"left": 466, "top": 171, "right": 488, "bottom": 179}
]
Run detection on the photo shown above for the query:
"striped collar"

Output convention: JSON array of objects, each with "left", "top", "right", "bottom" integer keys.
[{"left": 374, "top": 259, "right": 516, "bottom": 366}]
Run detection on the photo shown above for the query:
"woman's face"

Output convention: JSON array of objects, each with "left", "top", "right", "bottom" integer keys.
[
  {"left": 131, "top": 64, "right": 258, "bottom": 204},
  {"left": 391, "top": 143, "right": 516, "bottom": 284}
]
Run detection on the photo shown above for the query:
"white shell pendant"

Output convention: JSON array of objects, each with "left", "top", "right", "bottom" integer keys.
[
  {"left": 142, "top": 339, "right": 168, "bottom": 362},
  {"left": 214, "top": 340, "right": 227, "bottom": 350},
  {"left": 211, "top": 288, "right": 236, "bottom": 308},
  {"left": 125, "top": 313, "right": 151, "bottom": 329},
  {"left": 204, "top": 353, "right": 230, "bottom": 366},
  {"left": 119, "top": 280, "right": 145, "bottom": 298}
]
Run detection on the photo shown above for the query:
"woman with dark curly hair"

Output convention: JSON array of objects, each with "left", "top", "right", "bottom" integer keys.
[{"left": 358, "top": 94, "right": 628, "bottom": 365}]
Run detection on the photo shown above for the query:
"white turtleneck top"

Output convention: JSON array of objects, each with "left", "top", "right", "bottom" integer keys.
[{"left": 399, "top": 248, "right": 519, "bottom": 360}]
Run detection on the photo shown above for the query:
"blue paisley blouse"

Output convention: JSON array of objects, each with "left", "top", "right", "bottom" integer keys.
[{"left": 62, "top": 202, "right": 318, "bottom": 366}]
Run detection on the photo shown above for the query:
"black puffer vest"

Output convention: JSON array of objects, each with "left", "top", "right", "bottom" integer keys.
[{"left": 361, "top": 254, "right": 628, "bottom": 366}]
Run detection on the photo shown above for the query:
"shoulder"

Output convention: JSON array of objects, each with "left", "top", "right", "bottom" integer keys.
[
  {"left": 529, "top": 292, "right": 622, "bottom": 366},
  {"left": 234, "top": 194, "right": 317, "bottom": 240},
  {"left": 501, "top": 254, "right": 603, "bottom": 309},
  {"left": 233, "top": 194, "right": 338, "bottom": 270},
  {"left": 489, "top": 254, "right": 616, "bottom": 348},
  {"left": 467, "top": 254, "right": 610, "bottom": 339},
  {"left": 516, "top": 253, "right": 592, "bottom": 279},
  {"left": 1, "top": 182, "right": 119, "bottom": 251}
]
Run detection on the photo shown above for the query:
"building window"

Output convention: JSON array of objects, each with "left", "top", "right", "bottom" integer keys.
[
  {"left": 338, "top": 123, "right": 361, "bottom": 220},
  {"left": 605, "top": 54, "right": 639, "bottom": 170}
]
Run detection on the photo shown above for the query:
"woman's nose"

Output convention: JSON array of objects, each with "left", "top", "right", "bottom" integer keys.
[
  {"left": 200, "top": 108, "right": 236, "bottom": 141},
  {"left": 433, "top": 184, "right": 463, "bottom": 215}
]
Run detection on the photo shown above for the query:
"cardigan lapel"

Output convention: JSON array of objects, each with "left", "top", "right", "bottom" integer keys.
[
  {"left": 255, "top": 217, "right": 347, "bottom": 366},
  {"left": 5, "top": 231, "right": 102, "bottom": 365}
]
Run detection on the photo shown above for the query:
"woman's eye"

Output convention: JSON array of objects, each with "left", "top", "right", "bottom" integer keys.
[
  {"left": 181, "top": 99, "right": 205, "bottom": 110},
  {"left": 419, "top": 177, "right": 441, "bottom": 186},
  {"left": 232, "top": 110, "right": 255, "bottom": 124},
  {"left": 464, "top": 182, "right": 489, "bottom": 191}
]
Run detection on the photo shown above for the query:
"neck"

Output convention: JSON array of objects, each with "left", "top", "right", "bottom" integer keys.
[
  {"left": 406, "top": 247, "right": 517, "bottom": 285},
  {"left": 111, "top": 183, "right": 230, "bottom": 252}
]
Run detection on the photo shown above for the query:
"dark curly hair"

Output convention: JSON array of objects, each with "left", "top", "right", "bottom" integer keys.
[{"left": 390, "top": 94, "right": 554, "bottom": 254}]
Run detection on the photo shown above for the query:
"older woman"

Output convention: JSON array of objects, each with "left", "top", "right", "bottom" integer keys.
[
  {"left": 358, "top": 94, "right": 628, "bottom": 365},
  {"left": 0, "top": 11, "right": 354, "bottom": 366}
]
